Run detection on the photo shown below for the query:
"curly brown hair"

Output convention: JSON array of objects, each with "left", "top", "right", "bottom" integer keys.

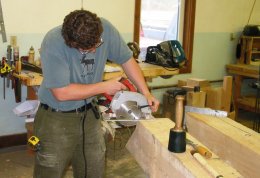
[{"left": 62, "top": 10, "right": 103, "bottom": 49}]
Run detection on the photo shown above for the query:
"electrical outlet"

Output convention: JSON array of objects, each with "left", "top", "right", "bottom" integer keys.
[
  {"left": 230, "top": 33, "right": 235, "bottom": 41},
  {"left": 10, "top": 36, "right": 17, "bottom": 46}
]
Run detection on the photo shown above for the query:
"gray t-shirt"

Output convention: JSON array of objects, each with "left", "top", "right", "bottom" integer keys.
[{"left": 38, "top": 18, "right": 132, "bottom": 111}]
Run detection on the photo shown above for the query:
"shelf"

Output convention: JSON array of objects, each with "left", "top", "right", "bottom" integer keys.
[
  {"left": 226, "top": 64, "right": 259, "bottom": 119},
  {"left": 243, "top": 36, "right": 260, "bottom": 39},
  {"left": 251, "top": 50, "right": 260, "bottom": 54},
  {"left": 237, "top": 96, "right": 258, "bottom": 113},
  {"left": 239, "top": 36, "right": 260, "bottom": 66}
]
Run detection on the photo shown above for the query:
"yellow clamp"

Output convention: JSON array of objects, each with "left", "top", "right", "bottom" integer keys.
[{"left": 0, "top": 63, "right": 12, "bottom": 75}]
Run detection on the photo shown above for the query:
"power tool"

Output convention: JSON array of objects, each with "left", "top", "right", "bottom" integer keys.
[{"left": 102, "top": 78, "right": 154, "bottom": 126}]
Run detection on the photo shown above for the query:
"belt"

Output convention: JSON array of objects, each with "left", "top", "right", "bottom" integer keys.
[{"left": 40, "top": 103, "right": 92, "bottom": 113}]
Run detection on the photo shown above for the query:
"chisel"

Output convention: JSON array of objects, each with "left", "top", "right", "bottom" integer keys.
[{"left": 186, "top": 138, "right": 212, "bottom": 159}]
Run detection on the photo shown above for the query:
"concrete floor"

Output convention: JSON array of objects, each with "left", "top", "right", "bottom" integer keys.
[
  {"left": 0, "top": 126, "right": 146, "bottom": 178},
  {"left": 0, "top": 110, "right": 258, "bottom": 178}
]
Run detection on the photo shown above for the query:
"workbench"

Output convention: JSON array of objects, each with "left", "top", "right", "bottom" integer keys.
[
  {"left": 103, "top": 62, "right": 179, "bottom": 80},
  {"left": 15, "top": 62, "right": 179, "bottom": 86},
  {"left": 14, "top": 62, "right": 179, "bottom": 100},
  {"left": 226, "top": 64, "right": 259, "bottom": 118}
]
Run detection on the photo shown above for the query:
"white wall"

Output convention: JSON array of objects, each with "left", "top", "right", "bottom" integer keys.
[
  {"left": 0, "top": 0, "right": 135, "bottom": 136},
  {"left": 195, "top": 0, "right": 260, "bottom": 32},
  {"left": 4, "top": 0, "right": 134, "bottom": 34},
  {"left": 148, "top": 0, "right": 260, "bottom": 95},
  {"left": 0, "top": 0, "right": 135, "bottom": 59},
  {"left": 1, "top": 0, "right": 260, "bottom": 136}
]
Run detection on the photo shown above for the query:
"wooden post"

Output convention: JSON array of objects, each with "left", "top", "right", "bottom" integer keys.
[{"left": 222, "top": 76, "right": 233, "bottom": 113}]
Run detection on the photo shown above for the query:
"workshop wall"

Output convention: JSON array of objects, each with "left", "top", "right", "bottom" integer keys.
[
  {"left": 0, "top": 0, "right": 135, "bottom": 136},
  {"left": 149, "top": 0, "right": 260, "bottom": 103},
  {"left": 0, "top": 0, "right": 134, "bottom": 59},
  {"left": 1, "top": 0, "right": 260, "bottom": 136}
]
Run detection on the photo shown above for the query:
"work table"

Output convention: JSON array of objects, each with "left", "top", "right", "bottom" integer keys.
[
  {"left": 13, "top": 62, "right": 179, "bottom": 100},
  {"left": 226, "top": 64, "right": 259, "bottom": 117},
  {"left": 226, "top": 64, "right": 259, "bottom": 78},
  {"left": 14, "top": 62, "right": 179, "bottom": 86}
]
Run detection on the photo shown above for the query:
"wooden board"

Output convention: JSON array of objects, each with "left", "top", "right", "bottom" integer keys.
[
  {"left": 103, "top": 62, "right": 179, "bottom": 80},
  {"left": 186, "top": 112, "right": 260, "bottom": 178},
  {"left": 186, "top": 78, "right": 210, "bottom": 88},
  {"left": 205, "top": 87, "right": 223, "bottom": 110},
  {"left": 162, "top": 93, "right": 175, "bottom": 121},
  {"left": 186, "top": 91, "right": 206, "bottom": 108},
  {"left": 226, "top": 64, "right": 259, "bottom": 79},
  {"left": 222, "top": 76, "right": 233, "bottom": 113},
  {"left": 14, "top": 62, "right": 179, "bottom": 86},
  {"left": 13, "top": 72, "right": 43, "bottom": 86},
  {"left": 126, "top": 118, "right": 241, "bottom": 178}
]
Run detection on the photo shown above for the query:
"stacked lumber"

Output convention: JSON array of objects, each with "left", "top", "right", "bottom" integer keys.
[
  {"left": 179, "top": 77, "right": 232, "bottom": 111},
  {"left": 178, "top": 76, "right": 234, "bottom": 118}
]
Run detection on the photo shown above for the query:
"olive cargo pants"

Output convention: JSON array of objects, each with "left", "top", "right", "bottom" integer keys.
[{"left": 33, "top": 105, "right": 106, "bottom": 178}]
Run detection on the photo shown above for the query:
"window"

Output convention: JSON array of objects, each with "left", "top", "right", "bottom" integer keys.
[{"left": 134, "top": 0, "right": 196, "bottom": 73}]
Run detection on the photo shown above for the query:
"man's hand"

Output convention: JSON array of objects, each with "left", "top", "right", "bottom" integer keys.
[
  {"left": 103, "top": 77, "right": 127, "bottom": 95},
  {"left": 144, "top": 93, "right": 160, "bottom": 113}
]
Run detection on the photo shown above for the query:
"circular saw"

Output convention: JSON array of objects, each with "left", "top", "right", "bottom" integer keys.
[
  {"left": 109, "top": 90, "right": 154, "bottom": 126},
  {"left": 102, "top": 78, "right": 154, "bottom": 126}
]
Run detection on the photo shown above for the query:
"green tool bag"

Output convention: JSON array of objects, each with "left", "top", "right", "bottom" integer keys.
[{"left": 145, "top": 40, "right": 186, "bottom": 68}]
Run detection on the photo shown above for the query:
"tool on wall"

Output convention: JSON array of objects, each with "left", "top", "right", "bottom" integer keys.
[
  {"left": 0, "top": 57, "right": 13, "bottom": 99},
  {"left": 0, "top": 0, "right": 7, "bottom": 42},
  {"left": 6, "top": 45, "right": 12, "bottom": 88},
  {"left": 12, "top": 49, "right": 22, "bottom": 103}
]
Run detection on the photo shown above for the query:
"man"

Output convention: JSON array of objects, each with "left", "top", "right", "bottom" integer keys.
[{"left": 33, "top": 9, "right": 159, "bottom": 178}]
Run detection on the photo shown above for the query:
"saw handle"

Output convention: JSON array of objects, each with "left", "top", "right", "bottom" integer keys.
[
  {"left": 119, "top": 77, "right": 137, "bottom": 92},
  {"left": 103, "top": 77, "right": 136, "bottom": 102},
  {"left": 103, "top": 93, "right": 113, "bottom": 102}
]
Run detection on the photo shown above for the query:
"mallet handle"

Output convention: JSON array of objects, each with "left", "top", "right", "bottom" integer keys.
[{"left": 174, "top": 95, "right": 185, "bottom": 131}]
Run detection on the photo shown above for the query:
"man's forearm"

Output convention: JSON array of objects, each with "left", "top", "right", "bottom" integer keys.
[
  {"left": 50, "top": 82, "right": 107, "bottom": 101},
  {"left": 121, "top": 58, "right": 150, "bottom": 95}
]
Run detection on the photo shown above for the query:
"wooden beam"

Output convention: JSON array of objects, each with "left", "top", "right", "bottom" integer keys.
[
  {"left": 186, "top": 112, "right": 260, "bottom": 178},
  {"left": 126, "top": 118, "right": 241, "bottom": 177},
  {"left": 186, "top": 91, "right": 206, "bottom": 108},
  {"left": 205, "top": 87, "right": 223, "bottom": 110},
  {"left": 222, "top": 76, "right": 233, "bottom": 113}
]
